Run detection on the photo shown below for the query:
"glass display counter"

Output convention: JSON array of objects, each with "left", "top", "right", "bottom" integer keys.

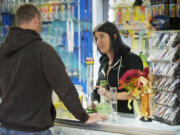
[{"left": 52, "top": 113, "right": 180, "bottom": 135}]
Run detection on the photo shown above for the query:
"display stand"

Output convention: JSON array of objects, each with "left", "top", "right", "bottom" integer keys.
[{"left": 148, "top": 31, "right": 180, "bottom": 125}]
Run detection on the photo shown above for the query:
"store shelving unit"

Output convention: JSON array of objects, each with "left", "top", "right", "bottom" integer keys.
[
  {"left": 110, "top": 2, "right": 151, "bottom": 68},
  {"left": 148, "top": 31, "right": 180, "bottom": 125}
]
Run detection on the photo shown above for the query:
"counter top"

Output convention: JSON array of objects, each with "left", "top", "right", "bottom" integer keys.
[{"left": 55, "top": 113, "right": 180, "bottom": 135}]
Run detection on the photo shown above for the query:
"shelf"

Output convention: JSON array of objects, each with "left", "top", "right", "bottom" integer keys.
[
  {"left": 38, "top": 1, "right": 78, "bottom": 5},
  {"left": 151, "top": 74, "right": 175, "bottom": 78},
  {"left": 149, "top": 60, "right": 176, "bottom": 63},
  {"left": 110, "top": 4, "right": 150, "bottom": 9},
  {"left": 117, "top": 23, "right": 147, "bottom": 31},
  {"left": 154, "top": 102, "right": 177, "bottom": 109},
  {"left": 42, "top": 18, "right": 78, "bottom": 23},
  {"left": 151, "top": 30, "right": 180, "bottom": 33},
  {"left": 152, "top": 88, "right": 175, "bottom": 93},
  {"left": 42, "top": 18, "right": 92, "bottom": 24},
  {"left": 150, "top": 46, "right": 169, "bottom": 49},
  {"left": 110, "top": 3, "right": 134, "bottom": 9}
]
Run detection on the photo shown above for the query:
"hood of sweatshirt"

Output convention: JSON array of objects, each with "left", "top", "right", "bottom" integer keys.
[
  {"left": 99, "top": 44, "right": 130, "bottom": 66},
  {"left": 0, "top": 26, "right": 42, "bottom": 57}
]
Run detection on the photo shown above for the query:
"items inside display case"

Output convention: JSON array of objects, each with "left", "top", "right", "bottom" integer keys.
[{"left": 0, "top": 0, "right": 93, "bottom": 94}]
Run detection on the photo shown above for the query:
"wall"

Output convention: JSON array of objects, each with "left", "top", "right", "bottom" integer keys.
[{"left": 92, "top": 0, "right": 103, "bottom": 85}]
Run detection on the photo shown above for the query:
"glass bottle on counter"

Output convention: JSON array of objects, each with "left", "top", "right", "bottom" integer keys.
[
  {"left": 99, "top": 80, "right": 108, "bottom": 103},
  {"left": 86, "top": 57, "right": 94, "bottom": 113},
  {"left": 109, "top": 87, "right": 117, "bottom": 122}
]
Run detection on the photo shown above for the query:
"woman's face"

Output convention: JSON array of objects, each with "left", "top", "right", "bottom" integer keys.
[{"left": 94, "top": 31, "right": 111, "bottom": 54}]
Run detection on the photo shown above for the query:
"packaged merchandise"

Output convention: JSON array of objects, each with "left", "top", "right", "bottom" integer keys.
[
  {"left": 173, "top": 47, "right": 180, "bottom": 62},
  {"left": 163, "top": 108, "right": 172, "bottom": 119},
  {"left": 175, "top": 88, "right": 180, "bottom": 101},
  {"left": 116, "top": 9, "right": 123, "bottom": 25},
  {"left": 167, "top": 107, "right": 180, "bottom": 122},
  {"left": 177, "top": 4, "right": 180, "bottom": 16},
  {"left": 169, "top": 4, "right": 177, "bottom": 17},
  {"left": 167, "top": 33, "right": 180, "bottom": 47},
  {"left": 159, "top": 33, "right": 170, "bottom": 47}
]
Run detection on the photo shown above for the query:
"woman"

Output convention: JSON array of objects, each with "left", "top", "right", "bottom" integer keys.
[{"left": 93, "top": 21, "right": 143, "bottom": 113}]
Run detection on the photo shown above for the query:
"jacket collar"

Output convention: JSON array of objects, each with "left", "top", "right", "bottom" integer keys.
[{"left": 99, "top": 54, "right": 120, "bottom": 70}]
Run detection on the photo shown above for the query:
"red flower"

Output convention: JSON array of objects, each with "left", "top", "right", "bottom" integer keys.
[
  {"left": 142, "top": 67, "right": 149, "bottom": 79},
  {"left": 120, "top": 69, "right": 141, "bottom": 83},
  {"left": 118, "top": 68, "right": 150, "bottom": 91}
]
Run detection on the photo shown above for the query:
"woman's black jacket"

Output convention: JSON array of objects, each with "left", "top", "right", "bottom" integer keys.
[{"left": 93, "top": 45, "right": 143, "bottom": 113}]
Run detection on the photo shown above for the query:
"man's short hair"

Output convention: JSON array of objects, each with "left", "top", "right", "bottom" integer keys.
[{"left": 15, "top": 4, "right": 41, "bottom": 26}]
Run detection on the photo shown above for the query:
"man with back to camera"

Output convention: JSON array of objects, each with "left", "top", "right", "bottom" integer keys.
[{"left": 0, "top": 4, "right": 107, "bottom": 135}]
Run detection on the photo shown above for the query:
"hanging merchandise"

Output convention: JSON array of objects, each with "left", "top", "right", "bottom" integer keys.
[
  {"left": 66, "top": 20, "right": 74, "bottom": 52},
  {"left": 132, "top": 32, "right": 138, "bottom": 51},
  {"left": 115, "top": 9, "right": 122, "bottom": 25},
  {"left": 0, "top": 12, "right": 12, "bottom": 43},
  {"left": 0, "top": 0, "right": 14, "bottom": 13},
  {"left": 139, "top": 6, "right": 145, "bottom": 23},
  {"left": 60, "top": 4, "right": 66, "bottom": 20},
  {"left": 121, "top": 8, "right": 126, "bottom": 24},
  {"left": 39, "top": 2, "right": 75, "bottom": 22},
  {"left": 72, "top": 49, "right": 79, "bottom": 77},
  {"left": 158, "top": 3, "right": 168, "bottom": 16},
  {"left": 125, "top": 7, "right": 131, "bottom": 23},
  {"left": 150, "top": 0, "right": 180, "bottom": 17},
  {"left": 111, "top": 0, "right": 151, "bottom": 68},
  {"left": 169, "top": 3, "right": 177, "bottom": 17}
]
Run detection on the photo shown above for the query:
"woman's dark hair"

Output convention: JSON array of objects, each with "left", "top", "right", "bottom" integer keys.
[{"left": 93, "top": 21, "right": 124, "bottom": 62}]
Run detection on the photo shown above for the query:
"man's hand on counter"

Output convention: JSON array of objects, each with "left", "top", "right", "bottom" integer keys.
[{"left": 85, "top": 113, "right": 107, "bottom": 124}]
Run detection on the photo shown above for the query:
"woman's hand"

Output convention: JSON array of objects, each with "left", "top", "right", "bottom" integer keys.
[
  {"left": 96, "top": 86, "right": 110, "bottom": 101},
  {"left": 91, "top": 101, "right": 98, "bottom": 111},
  {"left": 95, "top": 86, "right": 130, "bottom": 100},
  {"left": 96, "top": 86, "right": 108, "bottom": 96}
]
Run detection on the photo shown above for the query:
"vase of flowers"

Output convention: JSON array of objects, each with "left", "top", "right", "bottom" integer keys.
[{"left": 119, "top": 67, "right": 152, "bottom": 122}]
